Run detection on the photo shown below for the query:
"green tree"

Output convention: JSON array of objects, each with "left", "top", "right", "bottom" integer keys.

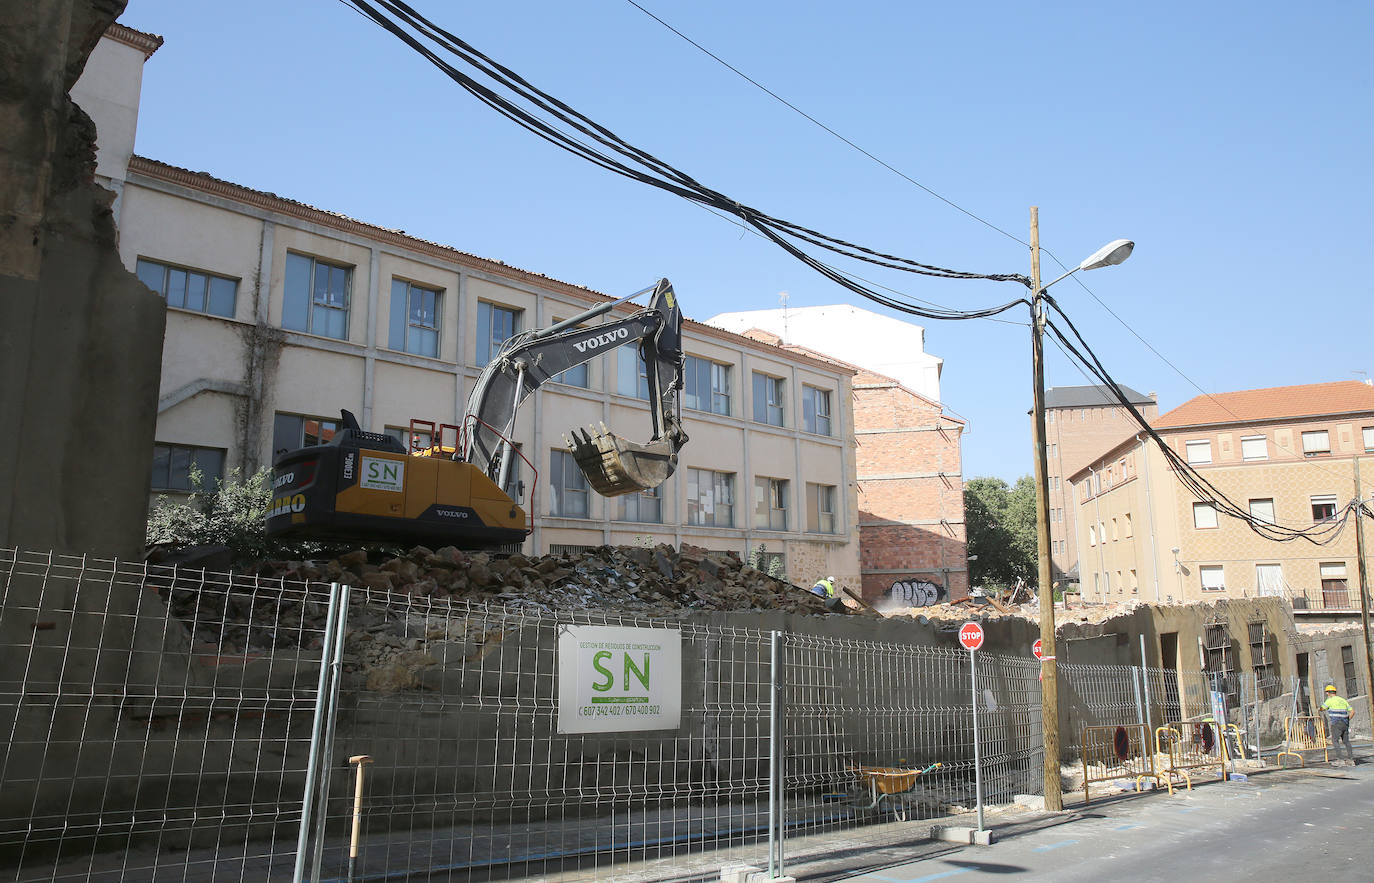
[{"left": 964, "top": 476, "right": 1038, "bottom": 590}]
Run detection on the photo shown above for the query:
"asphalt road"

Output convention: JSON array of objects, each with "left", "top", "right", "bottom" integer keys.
[{"left": 837, "top": 759, "right": 1373, "bottom": 882}]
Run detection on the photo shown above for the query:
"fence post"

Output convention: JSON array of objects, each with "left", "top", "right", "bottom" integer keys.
[
  {"left": 970, "top": 647, "right": 984, "bottom": 834},
  {"left": 1132, "top": 666, "right": 1146, "bottom": 734},
  {"left": 311, "top": 582, "right": 352, "bottom": 882},
  {"left": 1138, "top": 635, "right": 1154, "bottom": 742},
  {"left": 293, "top": 582, "right": 344, "bottom": 883},
  {"left": 768, "top": 629, "right": 784, "bottom": 879}
]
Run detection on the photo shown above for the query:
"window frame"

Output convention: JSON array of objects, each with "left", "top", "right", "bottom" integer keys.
[
  {"left": 1185, "top": 439, "right": 1213, "bottom": 465},
  {"left": 751, "top": 372, "right": 786, "bottom": 427},
  {"left": 1199, "top": 564, "right": 1225, "bottom": 592},
  {"left": 388, "top": 278, "right": 441, "bottom": 358},
  {"left": 477, "top": 301, "right": 522, "bottom": 366},
  {"left": 686, "top": 468, "right": 735, "bottom": 527},
  {"left": 683, "top": 355, "right": 731, "bottom": 415},
  {"left": 1301, "top": 429, "right": 1331, "bottom": 456},
  {"left": 1311, "top": 494, "right": 1338, "bottom": 522},
  {"left": 136, "top": 257, "right": 239, "bottom": 318},
  {"left": 1248, "top": 497, "right": 1276, "bottom": 525},
  {"left": 549, "top": 449, "right": 589, "bottom": 518},
  {"left": 619, "top": 484, "right": 663, "bottom": 523},
  {"left": 806, "top": 482, "right": 837, "bottom": 533},
  {"left": 283, "top": 252, "right": 352, "bottom": 340},
  {"left": 1240, "top": 435, "right": 1268, "bottom": 461},
  {"left": 150, "top": 443, "right": 226, "bottom": 492},
  {"left": 802, "top": 385, "right": 833, "bottom": 436},
  {"left": 616, "top": 344, "right": 650, "bottom": 400},
  {"left": 272, "top": 412, "right": 341, "bottom": 460},
  {"left": 1193, "top": 501, "right": 1219, "bottom": 529},
  {"left": 753, "top": 476, "right": 788, "bottom": 531}
]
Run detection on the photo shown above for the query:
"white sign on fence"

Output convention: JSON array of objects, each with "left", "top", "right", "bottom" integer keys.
[{"left": 557, "top": 625, "right": 682, "bottom": 733}]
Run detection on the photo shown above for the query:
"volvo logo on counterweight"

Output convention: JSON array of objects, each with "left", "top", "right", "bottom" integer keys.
[{"left": 571, "top": 327, "right": 630, "bottom": 354}]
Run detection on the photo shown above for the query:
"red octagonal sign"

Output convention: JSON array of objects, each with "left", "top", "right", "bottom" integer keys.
[
  {"left": 958, "top": 622, "right": 985, "bottom": 651},
  {"left": 1033, "top": 638, "right": 1044, "bottom": 660}
]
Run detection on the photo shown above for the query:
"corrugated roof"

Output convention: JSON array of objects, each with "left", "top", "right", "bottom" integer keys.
[
  {"left": 1153, "top": 380, "right": 1374, "bottom": 429},
  {"left": 1045, "top": 384, "right": 1153, "bottom": 409}
]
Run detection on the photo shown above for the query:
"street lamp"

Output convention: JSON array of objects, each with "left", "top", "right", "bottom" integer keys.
[{"left": 1028, "top": 208, "right": 1133, "bottom": 811}]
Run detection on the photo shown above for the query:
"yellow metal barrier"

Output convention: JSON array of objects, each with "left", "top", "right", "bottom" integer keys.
[
  {"left": 1154, "top": 720, "right": 1227, "bottom": 794},
  {"left": 1277, "top": 715, "right": 1328, "bottom": 767},
  {"left": 1081, "top": 724, "right": 1161, "bottom": 805}
]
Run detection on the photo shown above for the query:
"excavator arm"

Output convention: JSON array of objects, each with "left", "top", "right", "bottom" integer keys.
[{"left": 463, "top": 278, "right": 689, "bottom": 497}]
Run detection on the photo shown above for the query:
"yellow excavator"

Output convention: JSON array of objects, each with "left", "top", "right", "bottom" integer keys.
[{"left": 266, "top": 278, "right": 689, "bottom": 549}]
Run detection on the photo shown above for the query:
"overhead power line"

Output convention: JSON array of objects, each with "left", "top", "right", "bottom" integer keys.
[{"left": 338, "top": 0, "right": 1032, "bottom": 325}]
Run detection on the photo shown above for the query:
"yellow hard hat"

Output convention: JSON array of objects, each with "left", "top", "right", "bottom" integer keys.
[{"left": 1325, "top": 684, "right": 1337, "bottom": 692}]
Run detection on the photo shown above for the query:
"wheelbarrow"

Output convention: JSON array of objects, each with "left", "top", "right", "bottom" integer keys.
[{"left": 848, "top": 762, "right": 943, "bottom": 821}]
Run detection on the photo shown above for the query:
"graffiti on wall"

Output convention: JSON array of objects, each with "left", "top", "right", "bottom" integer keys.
[{"left": 888, "top": 579, "right": 946, "bottom": 607}]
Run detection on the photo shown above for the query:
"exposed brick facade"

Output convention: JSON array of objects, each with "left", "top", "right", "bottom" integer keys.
[{"left": 853, "top": 370, "right": 967, "bottom": 603}]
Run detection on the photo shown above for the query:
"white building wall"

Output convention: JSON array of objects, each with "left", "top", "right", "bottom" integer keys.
[{"left": 707, "top": 304, "right": 944, "bottom": 403}]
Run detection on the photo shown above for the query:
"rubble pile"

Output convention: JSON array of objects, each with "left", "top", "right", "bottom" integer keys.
[{"left": 247, "top": 542, "right": 849, "bottom": 618}]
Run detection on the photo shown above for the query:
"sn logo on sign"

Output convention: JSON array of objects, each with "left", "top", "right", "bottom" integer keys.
[
  {"left": 360, "top": 456, "right": 405, "bottom": 492},
  {"left": 591, "top": 650, "right": 651, "bottom": 697}
]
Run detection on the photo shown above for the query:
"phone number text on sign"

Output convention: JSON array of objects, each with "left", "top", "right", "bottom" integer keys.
[{"left": 557, "top": 625, "right": 682, "bottom": 734}]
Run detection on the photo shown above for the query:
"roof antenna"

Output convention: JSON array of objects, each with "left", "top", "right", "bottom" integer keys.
[
  {"left": 1355, "top": 370, "right": 1370, "bottom": 386},
  {"left": 779, "top": 290, "right": 789, "bottom": 343}
]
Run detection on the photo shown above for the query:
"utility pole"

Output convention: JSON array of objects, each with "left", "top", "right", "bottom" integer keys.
[
  {"left": 1353, "top": 458, "right": 1374, "bottom": 723},
  {"left": 1029, "top": 206, "right": 1062, "bottom": 810}
]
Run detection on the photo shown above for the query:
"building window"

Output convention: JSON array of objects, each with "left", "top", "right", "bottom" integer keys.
[
  {"left": 1130, "top": 569, "right": 1138, "bottom": 593},
  {"left": 136, "top": 258, "right": 237, "bottom": 318},
  {"left": 550, "top": 449, "right": 588, "bottom": 518},
  {"left": 477, "top": 302, "right": 521, "bottom": 365},
  {"left": 1239, "top": 435, "right": 1267, "bottom": 461},
  {"left": 1124, "top": 513, "right": 1133, "bottom": 537},
  {"left": 1185, "top": 440, "right": 1212, "bottom": 465},
  {"left": 684, "top": 356, "right": 731, "bottom": 414},
  {"left": 1341, "top": 645, "right": 1358, "bottom": 697},
  {"left": 752, "top": 373, "right": 785, "bottom": 426},
  {"left": 687, "top": 468, "right": 734, "bottom": 527},
  {"left": 1204, "top": 623, "right": 1238, "bottom": 706},
  {"left": 1116, "top": 570, "right": 1124, "bottom": 594},
  {"left": 617, "top": 344, "right": 650, "bottom": 400},
  {"left": 150, "top": 443, "right": 225, "bottom": 492},
  {"left": 383, "top": 426, "right": 433, "bottom": 452},
  {"left": 1249, "top": 621, "right": 1281, "bottom": 699},
  {"left": 1364, "top": 426, "right": 1374, "bottom": 452},
  {"left": 1193, "top": 502, "right": 1219, "bottom": 529},
  {"left": 388, "top": 279, "right": 440, "bottom": 357},
  {"left": 1110, "top": 518, "right": 1118, "bottom": 541},
  {"left": 1301, "top": 430, "right": 1331, "bottom": 456},
  {"left": 272, "top": 413, "right": 340, "bottom": 459},
  {"left": 1248, "top": 498, "right": 1276, "bottom": 525},
  {"left": 618, "top": 485, "right": 663, "bottom": 523},
  {"left": 1322, "top": 562, "right": 1350, "bottom": 609},
  {"left": 1309, "top": 494, "right": 1338, "bottom": 521},
  {"left": 283, "top": 253, "right": 350, "bottom": 339},
  {"left": 802, "top": 385, "right": 833, "bottom": 436},
  {"left": 754, "top": 477, "right": 788, "bottom": 530},
  {"left": 806, "top": 483, "right": 837, "bottom": 533},
  {"left": 1088, "top": 525, "right": 1096, "bottom": 546},
  {"left": 1255, "top": 563, "right": 1284, "bottom": 597},
  {"left": 1200, "top": 565, "right": 1225, "bottom": 592}
]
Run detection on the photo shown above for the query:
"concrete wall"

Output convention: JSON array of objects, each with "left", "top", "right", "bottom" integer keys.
[{"left": 0, "top": 0, "right": 166, "bottom": 559}]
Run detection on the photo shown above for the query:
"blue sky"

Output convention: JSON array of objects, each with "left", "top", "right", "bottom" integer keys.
[{"left": 120, "top": 1, "right": 1373, "bottom": 482}]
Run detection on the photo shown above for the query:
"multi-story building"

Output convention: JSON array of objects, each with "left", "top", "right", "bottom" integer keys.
[
  {"left": 72, "top": 24, "right": 860, "bottom": 582},
  {"left": 1071, "top": 380, "right": 1374, "bottom": 610},
  {"left": 1044, "top": 384, "right": 1157, "bottom": 585},
  {"left": 708, "top": 306, "right": 967, "bottom": 603}
]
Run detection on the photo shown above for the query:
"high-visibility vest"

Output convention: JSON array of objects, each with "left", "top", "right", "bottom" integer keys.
[
  {"left": 1322, "top": 695, "right": 1352, "bottom": 720},
  {"left": 812, "top": 578, "right": 835, "bottom": 599}
]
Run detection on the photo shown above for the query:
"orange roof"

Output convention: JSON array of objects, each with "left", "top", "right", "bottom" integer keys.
[{"left": 1153, "top": 380, "right": 1374, "bottom": 429}]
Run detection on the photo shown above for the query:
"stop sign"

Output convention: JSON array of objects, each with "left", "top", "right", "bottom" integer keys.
[
  {"left": 958, "top": 622, "right": 984, "bottom": 651},
  {"left": 1033, "top": 638, "right": 1044, "bottom": 660}
]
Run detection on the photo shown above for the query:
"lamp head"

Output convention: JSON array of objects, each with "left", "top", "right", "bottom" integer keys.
[{"left": 1078, "top": 239, "right": 1135, "bottom": 271}]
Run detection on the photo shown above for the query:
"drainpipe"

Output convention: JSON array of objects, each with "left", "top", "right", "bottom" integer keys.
[
  {"left": 1089, "top": 465, "right": 1107, "bottom": 599},
  {"left": 1139, "top": 435, "right": 1161, "bottom": 602}
]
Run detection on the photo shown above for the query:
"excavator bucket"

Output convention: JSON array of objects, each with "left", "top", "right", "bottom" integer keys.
[{"left": 568, "top": 423, "right": 678, "bottom": 497}]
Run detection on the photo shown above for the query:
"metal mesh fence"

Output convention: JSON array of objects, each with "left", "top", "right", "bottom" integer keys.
[{"left": 0, "top": 548, "right": 335, "bottom": 882}]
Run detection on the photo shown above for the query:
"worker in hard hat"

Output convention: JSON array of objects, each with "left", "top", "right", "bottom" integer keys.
[
  {"left": 811, "top": 575, "right": 836, "bottom": 600},
  {"left": 1320, "top": 684, "right": 1357, "bottom": 765}
]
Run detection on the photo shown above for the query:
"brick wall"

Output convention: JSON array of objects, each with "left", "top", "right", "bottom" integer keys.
[{"left": 854, "top": 372, "right": 967, "bottom": 603}]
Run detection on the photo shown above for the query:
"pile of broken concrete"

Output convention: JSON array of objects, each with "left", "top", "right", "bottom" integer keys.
[{"left": 247, "top": 543, "right": 848, "bottom": 618}]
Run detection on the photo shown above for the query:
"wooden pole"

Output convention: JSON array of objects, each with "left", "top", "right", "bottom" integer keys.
[
  {"left": 1352, "top": 460, "right": 1374, "bottom": 729},
  {"left": 347, "top": 755, "right": 373, "bottom": 883},
  {"left": 1030, "top": 206, "right": 1062, "bottom": 810}
]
